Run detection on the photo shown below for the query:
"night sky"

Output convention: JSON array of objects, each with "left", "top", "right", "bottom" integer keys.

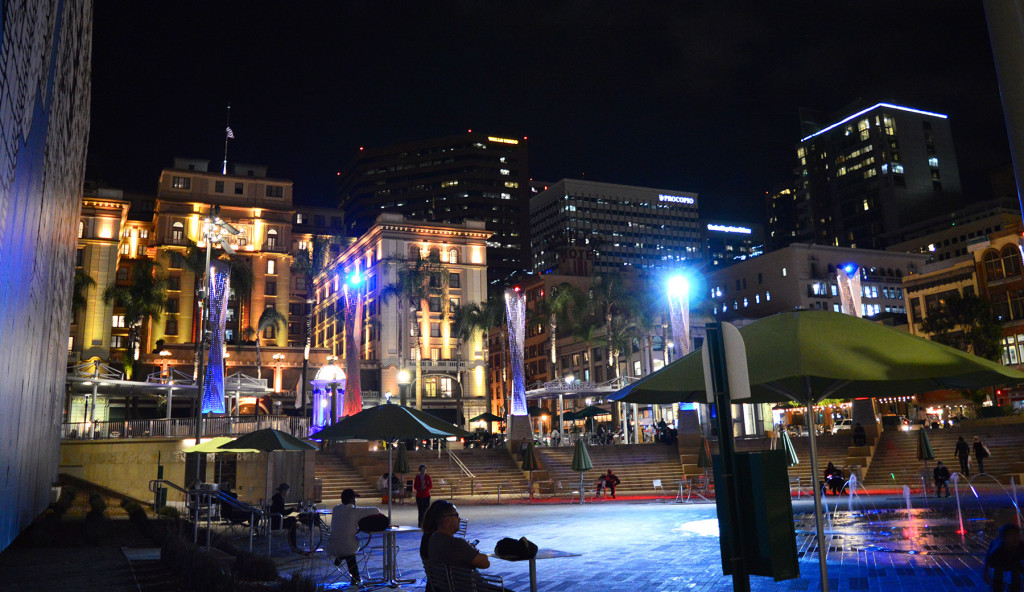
[{"left": 86, "top": 1, "right": 1009, "bottom": 223}]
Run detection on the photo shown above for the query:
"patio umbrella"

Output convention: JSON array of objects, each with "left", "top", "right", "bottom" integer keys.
[
  {"left": 521, "top": 441, "right": 541, "bottom": 502},
  {"left": 574, "top": 405, "right": 610, "bottom": 435},
  {"left": 218, "top": 428, "right": 318, "bottom": 545},
  {"left": 570, "top": 438, "right": 593, "bottom": 504},
  {"left": 183, "top": 436, "right": 260, "bottom": 454},
  {"left": 779, "top": 430, "right": 799, "bottom": 467},
  {"left": 610, "top": 310, "right": 1024, "bottom": 591},
  {"left": 560, "top": 410, "right": 579, "bottom": 422},
  {"left": 310, "top": 402, "right": 470, "bottom": 520},
  {"left": 917, "top": 427, "right": 935, "bottom": 489},
  {"left": 527, "top": 405, "right": 545, "bottom": 417},
  {"left": 469, "top": 412, "right": 503, "bottom": 423},
  {"left": 393, "top": 441, "right": 410, "bottom": 498}
]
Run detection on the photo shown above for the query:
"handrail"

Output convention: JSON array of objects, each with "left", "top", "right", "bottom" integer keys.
[
  {"left": 149, "top": 478, "right": 189, "bottom": 496},
  {"left": 445, "top": 449, "right": 476, "bottom": 495}
]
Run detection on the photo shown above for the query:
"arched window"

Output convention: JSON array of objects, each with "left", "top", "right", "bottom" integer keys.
[
  {"left": 1002, "top": 245, "right": 1021, "bottom": 278},
  {"left": 171, "top": 221, "right": 184, "bottom": 241},
  {"left": 429, "top": 246, "right": 441, "bottom": 260},
  {"left": 266, "top": 229, "right": 278, "bottom": 249},
  {"left": 984, "top": 250, "right": 1004, "bottom": 281},
  {"left": 448, "top": 248, "right": 459, "bottom": 264},
  {"left": 408, "top": 245, "right": 420, "bottom": 260}
]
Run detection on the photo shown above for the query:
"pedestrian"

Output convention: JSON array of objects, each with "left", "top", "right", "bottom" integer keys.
[
  {"left": 974, "top": 436, "right": 992, "bottom": 475},
  {"left": 954, "top": 436, "right": 971, "bottom": 477},
  {"left": 330, "top": 489, "right": 380, "bottom": 588},
  {"left": 604, "top": 469, "right": 621, "bottom": 499},
  {"left": 852, "top": 423, "right": 867, "bottom": 447},
  {"left": 414, "top": 464, "right": 433, "bottom": 527},
  {"left": 933, "top": 461, "right": 951, "bottom": 498},
  {"left": 983, "top": 523, "right": 1024, "bottom": 592}
]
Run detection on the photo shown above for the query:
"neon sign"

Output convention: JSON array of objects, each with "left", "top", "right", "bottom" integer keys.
[
  {"left": 659, "top": 194, "right": 695, "bottom": 204},
  {"left": 487, "top": 136, "right": 519, "bottom": 145},
  {"left": 707, "top": 224, "right": 752, "bottom": 234}
]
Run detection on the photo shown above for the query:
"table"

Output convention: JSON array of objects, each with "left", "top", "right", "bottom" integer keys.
[
  {"left": 364, "top": 525, "right": 420, "bottom": 589},
  {"left": 490, "top": 548, "right": 579, "bottom": 592}
]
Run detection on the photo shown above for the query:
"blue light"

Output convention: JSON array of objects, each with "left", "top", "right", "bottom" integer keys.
[
  {"left": 667, "top": 275, "right": 690, "bottom": 297},
  {"left": 800, "top": 102, "right": 949, "bottom": 143},
  {"left": 345, "top": 271, "right": 363, "bottom": 287},
  {"left": 841, "top": 263, "right": 859, "bottom": 278}
]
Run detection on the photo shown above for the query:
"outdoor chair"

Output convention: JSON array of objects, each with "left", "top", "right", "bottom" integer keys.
[{"left": 653, "top": 479, "right": 666, "bottom": 499}]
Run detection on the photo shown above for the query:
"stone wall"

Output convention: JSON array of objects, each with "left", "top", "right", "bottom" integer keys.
[
  {"left": 0, "top": 0, "right": 93, "bottom": 552},
  {"left": 60, "top": 439, "right": 315, "bottom": 506}
]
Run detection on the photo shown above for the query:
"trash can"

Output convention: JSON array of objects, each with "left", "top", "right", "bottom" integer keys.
[{"left": 313, "top": 478, "right": 323, "bottom": 503}]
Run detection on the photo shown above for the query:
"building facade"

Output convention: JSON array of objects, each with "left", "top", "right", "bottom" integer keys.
[
  {"left": 701, "top": 220, "right": 764, "bottom": 269},
  {"left": 779, "top": 102, "right": 963, "bottom": 250},
  {"left": 885, "top": 200, "right": 1021, "bottom": 264},
  {"left": 336, "top": 133, "right": 530, "bottom": 285},
  {"left": 530, "top": 179, "right": 701, "bottom": 275},
  {"left": 313, "top": 213, "right": 491, "bottom": 426}
]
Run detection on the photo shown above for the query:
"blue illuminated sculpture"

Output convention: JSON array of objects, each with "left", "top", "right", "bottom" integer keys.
[
  {"left": 202, "top": 260, "right": 229, "bottom": 413},
  {"left": 505, "top": 288, "right": 528, "bottom": 416}
]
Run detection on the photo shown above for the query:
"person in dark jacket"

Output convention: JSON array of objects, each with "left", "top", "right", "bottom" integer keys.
[
  {"left": 983, "top": 523, "right": 1023, "bottom": 592},
  {"left": 933, "top": 461, "right": 951, "bottom": 498},
  {"left": 954, "top": 436, "right": 971, "bottom": 477},
  {"left": 852, "top": 423, "right": 867, "bottom": 447},
  {"left": 974, "top": 436, "right": 991, "bottom": 475},
  {"left": 604, "top": 469, "right": 621, "bottom": 499}
]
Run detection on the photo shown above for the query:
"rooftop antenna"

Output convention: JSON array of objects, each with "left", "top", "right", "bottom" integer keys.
[{"left": 222, "top": 104, "right": 234, "bottom": 175}]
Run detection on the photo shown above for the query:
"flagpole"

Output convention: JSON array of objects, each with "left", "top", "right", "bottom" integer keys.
[{"left": 222, "top": 104, "right": 231, "bottom": 175}]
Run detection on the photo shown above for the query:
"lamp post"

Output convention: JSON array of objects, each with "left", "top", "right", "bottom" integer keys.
[
  {"left": 326, "top": 355, "right": 340, "bottom": 424},
  {"left": 159, "top": 350, "right": 173, "bottom": 419},
  {"left": 272, "top": 353, "right": 285, "bottom": 393},
  {"left": 665, "top": 340, "right": 674, "bottom": 364},
  {"left": 397, "top": 369, "right": 411, "bottom": 407}
]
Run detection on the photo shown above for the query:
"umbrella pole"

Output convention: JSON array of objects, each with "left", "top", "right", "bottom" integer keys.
[
  {"left": 805, "top": 385, "right": 829, "bottom": 592},
  {"left": 265, "top": 452, "right": 272, "bottom": 553},
  {"left": 388, "top": 441, "right": 393, "bottom": 522},
  {"left": 580, "top": 472, "right": 584, "bottom": 504}
]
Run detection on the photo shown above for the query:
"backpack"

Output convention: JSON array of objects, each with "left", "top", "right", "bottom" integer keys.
[
  {"left": 494, "top": 536, "right": 538, "bottom": 559},
  {"left": 357, "top": 513, "right": 391, "bottom": 532}
]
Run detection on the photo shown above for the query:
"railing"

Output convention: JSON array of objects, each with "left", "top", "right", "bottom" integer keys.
[
  {"left": 445, "top": 448, "right": 476, "bottom": 495},
  {"left": 62, "top": 415, "right": 310, "bottom": 440}
]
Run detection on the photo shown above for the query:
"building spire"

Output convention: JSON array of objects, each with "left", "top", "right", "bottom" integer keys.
[{"left": 222, "top": 104, "right": 233, "bottom": 175}]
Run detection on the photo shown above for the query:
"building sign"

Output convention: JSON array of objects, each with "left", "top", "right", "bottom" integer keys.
[
  {"left": 543, "top": 380, "right": 597, "bottom": 391},
  {"left": 659, "top": 194, "right": 695, "bottom": 205},
  {"left": 557, "top": 247, "right": 595, "bottom": 276},
  {"left": 487, "top": 136, "right": 519, "bottom": 145},
  {"left": 707, "top": 223, "right": 752, "bottom": 234}
]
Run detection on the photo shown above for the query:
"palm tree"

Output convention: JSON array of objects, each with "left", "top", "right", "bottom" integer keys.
[
  {"left": 253, "top": 307, "right": 287, "bottom": 380},
  {"left": 449, "top": 302, "right": 484, "bottom": 421},
  {"left": 102, "top": 257, "right": 168, "bottom": 385},
  {"left": 291, "top": 234, "right": 341, "bottom": 416},
  {"left": 534, "top": 282, "right": 585, "bottom": 381},
  {"left": 167, "top": 240, "right": 207, "bottom": 378},
  {"left": 382, "top": 249, "right": 450, "bottom": 408},
  {"left": 590, "top": 272, "right": 629, "bottom": 380},
  {"left": 478, "top": 293, "right": 509, "bottom": 414},
  {"left": 570, "top": 322, "right": 603, "bottom": 383},
  {"left": 225, "top": 256, "right": 254, "bottom": 345},
  {"left": 72, "top": 269, "right": 95, "bottom": 322}
]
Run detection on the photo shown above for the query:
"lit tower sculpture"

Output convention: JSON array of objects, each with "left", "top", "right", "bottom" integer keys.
[
  {"left": 836, "top": 263, "right": 863, "bottom": 318},
  {"left": 666, "top": 275, "right": 691, "bottom": 357},
  {"left": 342, "top": 269, "right": 364, "bottom": 416},
  {"left": 504, "top": 287, "right": 531, "bottom": 443}
]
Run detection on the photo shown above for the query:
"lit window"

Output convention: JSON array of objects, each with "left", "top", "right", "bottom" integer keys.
[
  {"left": 296, "top": 213, "right": 305, "bottom": 224},
  {"left": 781, "top": 267, "right": 787, "bottom": 277},
  {"left": 139, "top": 228, "right": 148, "bottom": 239},
  {"left": 267, "top": 259, "right": 276, "bottom": 275},
  {"left": 171, "top": 176, "right": 191, "bottom": 190},
  {"left": 863, "top": 199, "right": 870, "bottom": 211},
  {"left": 928, "top": 157, "right": 939, "bottom": 168},
  {"left": 499, "top": 169, "right": 510, "bottom": 176},
  {"left": 766, "top": 291, "right": 771, "bottom": 301},
  {"left": 892, "top": 163, "right": 904, "bottom": 174}
]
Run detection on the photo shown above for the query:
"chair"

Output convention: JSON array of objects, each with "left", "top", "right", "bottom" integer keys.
[
  {"left": 449, "top": 565, "right": 507, "bottom": 592},
  {"left": 652, "top": 479, "right": 665, "bottom": 500},
  {"left": 456, "top": 518, "right": 469, "bottom": 539},
  {"left": 424, "top": 560, "right": 453, "bottom": 592}
]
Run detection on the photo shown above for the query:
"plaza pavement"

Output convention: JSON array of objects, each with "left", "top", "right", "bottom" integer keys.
[{"left": 276, "top": 490, "right": 1019, "bottom": 592}]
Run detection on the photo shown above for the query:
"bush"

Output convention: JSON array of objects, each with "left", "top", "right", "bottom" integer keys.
[
  {"left": 279, "top": 574, "right": 320, "bottom": 592},
  {"left": 233, "top": 552, "right": 279, "bottom": 582},
  {"left": 122, "top": 500, "right": 148, "bottom": 529},
  {"left": 158, "top": 505, "right": 181, "bottom": 519},
  {"left": 84, "top": 493, "right": 107, "bottom": 543}
]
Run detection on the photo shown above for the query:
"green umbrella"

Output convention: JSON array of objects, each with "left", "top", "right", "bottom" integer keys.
[
  {"left": 561, "top": 410, "right": 579, "bottom": 422},
  {"left": 469, "top": 412, "right": 503, "bottom": 423},
  {"left": 521, "top": 441, "right": 541, "bottom": 501},
  {"left": 780, "top": 430, "right": 799, "bottom": 467},
  {"left": 184, "top": 436, "right": 260, "bottom": 454},
  {"left": 570, "top": 438, "right": 593, "bottom": 504},
  {"left": 394, "top": 441, "right": 411, "bottom": 475},
  {"left": 610, "top": 310, "right": 1024, "bottom": 591},
  {"left": 527, "top": 405, "right": 546, "bottom": 417},
  {"left": 311, "top": 403, "right": 469, "bottom": 520}
]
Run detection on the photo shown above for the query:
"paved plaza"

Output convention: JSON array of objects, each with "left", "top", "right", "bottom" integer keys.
[{"left": 276, "top": 491, "right": 1019, "bottom": 592}]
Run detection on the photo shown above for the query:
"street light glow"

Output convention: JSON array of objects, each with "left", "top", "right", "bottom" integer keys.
[
  {"left": 397, "top": 369, "right": 411, "bottom": 384},
  {"left": 345, "top": 270, "right": 363, "bottom": 287},
  {"left": 667, "top": 275, "right": 689, "bottom": 297}
]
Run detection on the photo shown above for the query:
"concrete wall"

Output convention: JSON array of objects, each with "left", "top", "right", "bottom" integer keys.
[
  {"left": 0, "top": 0, "right": 93, "bottom": 553},
  {"left": 60, "top": 439, "right": 315, "bottom": 506}
]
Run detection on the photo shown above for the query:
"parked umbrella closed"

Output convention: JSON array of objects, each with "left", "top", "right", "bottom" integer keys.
[
  {"left": 521, "top": 441, "right": 541, "bottom": 502},
  {"left": 570, "top": 438, "right": 593, "bottom": 504},
  {"left": 917, "top": 427, "right": 935, "bottom": 495}
]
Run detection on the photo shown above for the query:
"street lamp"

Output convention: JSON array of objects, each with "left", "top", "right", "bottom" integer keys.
[
  {"left": 272, "top": 353, "right": 285, "bottom": 393},
  {"left": 397, "top": 369, "right": 411, "bottom": 407}
]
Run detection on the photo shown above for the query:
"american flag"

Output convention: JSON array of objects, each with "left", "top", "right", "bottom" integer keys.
[{"left": 226, "top": 126, "right": 235, "bottom": 139}]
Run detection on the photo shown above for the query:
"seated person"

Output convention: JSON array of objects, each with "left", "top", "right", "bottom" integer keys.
[
  {"left": 594, "top": 474, "right": 606, "bottom": 498},
  {"left": 218, "top": 483, "right": 249, "bottom": 524},
  {"left": 271, "top": 483, "right": 303, "bottom": 551},
  {"left": 934, "top": 461, "right": 951, "bottom": 498},
  {"left": 330, "top": 489, "right": 380, "bottom": 587},
  {"left": 389, "top": 473, "right": 404, "bottom": 501},
  {"left": 823, "top": 463, "right": 843, "bottom": 495},
  {"left": 428, "top": 502, "right": 499, "bottom": 589}
]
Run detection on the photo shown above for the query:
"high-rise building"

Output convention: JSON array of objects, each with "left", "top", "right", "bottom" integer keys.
[
  {"left": 336, "top": 133, "right": 530, "bottom": 286},
  {"left": 779, "top": 102, "right": 963, "bottom": 250},
  {"left": 701, "top": 220, "right": 764, "bottom": 269},
  {"left": 530, "top": 179, "right": 701, "bottom": 275}
]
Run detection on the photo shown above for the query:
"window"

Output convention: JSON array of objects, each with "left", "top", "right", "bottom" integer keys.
[
  {"left": 267, "top": 259, "right": 276, "bottom": 275},
  {"left": 112, "top": 314, "right": 126, "bottom": 328},
  {"left": 985, "top": 250, "right": 1004, "bottom": 281},
  {"left": 139, "top": 228, "right": 148, "bottom": 239},
  {"left": 266, "top": 281, "right": 277, "bottom": 296},
  {"left": 296, "top": 213, "right": 305, "bottom": 224},
  {"left": 263, "top": 324, "right": 277, "bottom": 339},
  {"left": 165, "top": 298, "right": 179, "bottom": 313},
  {"left": 633, "top": 361, "right": 642, "bottom": 376},
  {"left": 171, "top": 176, "right": 191, "bottom": 190},
  {"left": 928, "top": 157, "right": 939, "bottom": 168},
  {"left": 165, "top": 319, "right": 178, "bottom": 336},
  {"left": 1004, "top": 245, "right": 1022, "bottom": 278},
  {"left": 449, "top": 273, "right": 461, "bottom": 288},
  {"left": 266, "top": 185, "right": 283, "bottom": 198},
  {"left": 430, "top": 323, "right": 441, "bottom": 337},
  {"left": 234, "top": 182, "right": 244, "bottom": 195},
  {"left": 167, "top": 275, "right": 180, "bottom": 290},
  {"left": 120, "top": 243, "right": 130, "bottom": 255},
  {"left": 78, "top": 220, "right": 84, "bottom": 238},
  {"left": 429, "top": 297, "right": 442, "bottom": 312},
  {"left": 111, "top": 335, "right": 128, "bottom": 349},
  {"left": 296, "top": 276, "right": 306, "bottom": 290},
  {"left": 430, "top": 348, "right": 441, "bottom": 360},
  {"left": 448, "top": 248, "right": 459, "bottom": 263},
  {"left": 76, "top": 248, "right": 84, "bottom": 267},
  {"left": 171, "top": 221, "right": 184, "bottom": 242},
  {"left": 136, "top": 245, "right": 146, "bottom": 257},
  {"left": 215, "top": 181, "right": 224, "bottom": 193},
  {"left": 781, "top": 267, "right": 787, "bottom": 277},
  {"left": 266, "top": 229, "right": 278, "bottom": 249}
]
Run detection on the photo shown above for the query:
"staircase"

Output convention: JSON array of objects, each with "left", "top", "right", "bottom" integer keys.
[
  {"left": 404, "top": 448, "right": 528, "bottom": 497},
  {"left": 536, "top": 443, "right": 684, "bottom": 494},
  {"left": 315, "top": 452, "right": 377, "bottom": 502},
  {"left": 864, "top": 423, "right": 1024, "bottom": 486}
]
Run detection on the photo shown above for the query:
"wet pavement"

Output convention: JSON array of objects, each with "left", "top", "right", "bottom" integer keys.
[{"left": 266, "top": 489, "right": 1022, "bottom": 591}]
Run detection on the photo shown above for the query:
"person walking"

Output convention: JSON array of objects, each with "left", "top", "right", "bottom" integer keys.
[
  {"left": 933, "top": 461, "right": 951, "bottom": 498},
  {"left": 983, "top": 523, "right": 1024, "bottom": 592},
  {"left": 974, "top": 436, "right": 992, "bottom": 475},
  {"left": 954, "top": 436, "right": 971, "bottom": 477},
  {"left": 604, "top": 469, "right": 621, "bottom": 499},
  {"left": 413, "top": 464, "right": 433, "bottom": 527}
]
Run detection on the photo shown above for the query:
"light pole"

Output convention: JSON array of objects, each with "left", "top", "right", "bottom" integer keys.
[
  {"left": 397, "top": 369, "right": 411, "bottom": 407},
  {"left": 272, "top": 353, "right": 285, "bottom": 393},
  {"left": 326, "top": 355, "right": 340, "bottom": 424},
  {"left": 159, "top": 350, "right": 173, "bottom": 419}
]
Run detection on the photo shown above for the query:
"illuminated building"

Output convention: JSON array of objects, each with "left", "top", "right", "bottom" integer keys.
[
  {"left": 312, "top": 213, "right": 491, "bottom": 426},
  {"left": 701, "top": 220, "right": 764, "bottom": 269},
  {"left": 530, "top": 179, "right": 701, "bottom": 275},
  {"left": 336, "top": 133, "right": 530, "bottom": 285},
  {"left": 788, "top": 102, "right": 963, "bottom": 250}
]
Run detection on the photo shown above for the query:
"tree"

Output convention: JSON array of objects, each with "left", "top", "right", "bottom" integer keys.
[
  {"left": 167, "top": 240, "right": 207, "bottom": 379},
  {"left": 478, "top": 293, "right": 509, "bottom": 413},
  {"left": 449, "top": 301, "right": 484, "bottom": 422},
  {"left": 252, "top": 307, "right": 287, "bottom": 380},
  {"left": 589, "top": 272, "right": 630, "bottom": 379},
  {"left": 225, "top": 256, "right": 254, "bottom": 345},
  {"left": 534, "top": 282, "right": 586, "bottom": 381},
  {"left": 919, "top": 291, "right": 1003, "bottom": 360},
  {"left": 291, "top": 234, "right": 343, "bottom": 416},
  {"left": 102, "top": 257, "right": 168, "bottom": 384},
  {"left": 72, "top": 269, "right": 95, "bottom": 321}
]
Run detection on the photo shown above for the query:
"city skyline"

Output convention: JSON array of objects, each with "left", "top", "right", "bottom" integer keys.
[{"left": 86, "top": 2, "right": 1010, "bottom": 223}]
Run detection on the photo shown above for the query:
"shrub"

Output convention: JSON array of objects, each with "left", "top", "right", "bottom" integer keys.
[
  {"left": 279, "top": 574, "right": 320, "bottom": 592},
  {"left": 122, "top": 500, "right": 148, "bottom": 529},
  {"left": 158, "top": 505, "right": 180, "bottom": 519},
  {"left": 84, "top": 493, "right": 107, "bottom": 543},
  {"left": 233, "top": 552, "right": 279, "bottom": 582}
]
